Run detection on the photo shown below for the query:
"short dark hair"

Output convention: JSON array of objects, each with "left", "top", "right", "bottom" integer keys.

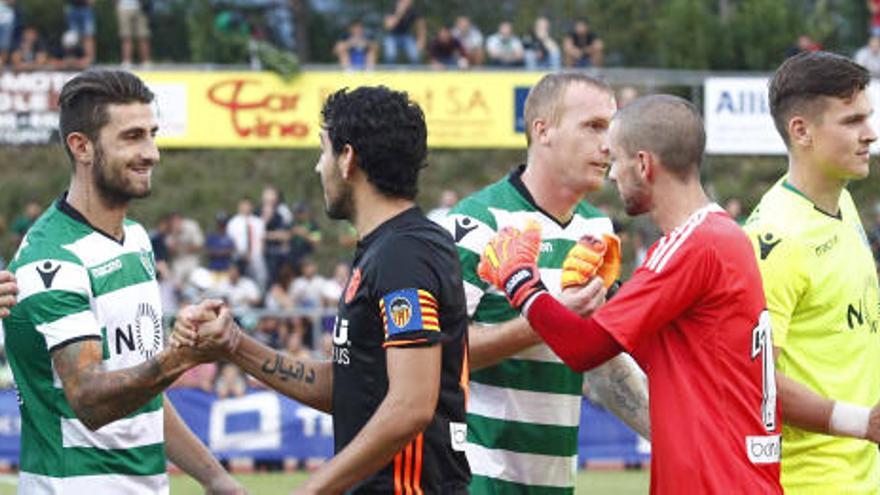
[
  {"left": 321, "top": 86, "right": 427, "bottom": 200},
  {"left": 58, "top": 69, "right": 154, "bottom": 163},
  {"left": 613, "top": 94, "right": 705, "bottom": 180},
  {"left": 769, "top": 51, "right": 870, "bottom": 146}
]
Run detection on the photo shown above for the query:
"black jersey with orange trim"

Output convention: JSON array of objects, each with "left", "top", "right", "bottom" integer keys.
[{"left": 331, "top": 207, "right": 470, "bottom": 494}]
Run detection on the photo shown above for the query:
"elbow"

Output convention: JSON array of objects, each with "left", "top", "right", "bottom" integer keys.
[
  {"left": 79, "top": 415, "right": 107, "bottom": 432},
  {"left": 396, "top": 399, "right": 435, "bottom": 436},
  {"left": 67, "top": 392, "right": 107, "bottom": 431},
  {"left": 409, "top": 405, "right": 434, "bottom": 432},
  {"left": 70, "top": 400, "right": 106, "bottom": 431}
]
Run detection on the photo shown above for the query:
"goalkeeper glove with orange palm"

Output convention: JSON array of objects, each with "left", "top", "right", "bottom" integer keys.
[
  {"left": 477, "top": 220, "right": 547, "bottom": 310},
  {"left": 560, "top": 233, "right": 622, "bottom": 290}
]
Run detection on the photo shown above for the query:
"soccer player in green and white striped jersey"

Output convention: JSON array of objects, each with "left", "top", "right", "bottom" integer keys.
[
  {"left": 0, "top": 70, "right": 243, "bottom": 495},
  {"left": 443, "top": 72, "right": 650, "bottom": 494}
]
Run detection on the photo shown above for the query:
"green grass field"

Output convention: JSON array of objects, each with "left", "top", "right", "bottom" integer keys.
[{"left": 0, "top": 470, "right": 649, "bottom": 494}]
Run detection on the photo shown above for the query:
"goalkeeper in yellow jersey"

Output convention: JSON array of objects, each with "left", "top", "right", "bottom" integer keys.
[{"left": 745, "top": 51, "right": 880, "bottom": 494}]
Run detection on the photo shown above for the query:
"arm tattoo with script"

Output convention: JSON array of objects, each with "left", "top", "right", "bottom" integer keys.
[{"left": 260, "top": 353, "right": 317, "bottom": 384}]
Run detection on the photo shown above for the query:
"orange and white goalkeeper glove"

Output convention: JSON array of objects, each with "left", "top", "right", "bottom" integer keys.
[
  {"left": 560, "top": 233, "right": 622, "bottom": 290},
  {"left": 477, "top": 220, "right": 547, "bottom": 310}
]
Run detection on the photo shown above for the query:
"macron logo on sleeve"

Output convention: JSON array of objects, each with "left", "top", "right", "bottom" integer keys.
[
  {"left": 36, "top": 261, "right": 61, "bottom": 289},
  {"left": 454, "top": 217, "right": 478, "bottom": 242},
  {"left": 757, "top": 233, "right": 781, "bottom": 260}
]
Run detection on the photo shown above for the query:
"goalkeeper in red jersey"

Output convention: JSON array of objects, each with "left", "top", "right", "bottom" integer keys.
[{"left": 477, "top": 95, "right": 782, "bottom": 494}]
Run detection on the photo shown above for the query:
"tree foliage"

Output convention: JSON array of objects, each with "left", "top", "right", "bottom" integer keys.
[{"left": 13, "top": 0, "right": 871, "bottom": 69}]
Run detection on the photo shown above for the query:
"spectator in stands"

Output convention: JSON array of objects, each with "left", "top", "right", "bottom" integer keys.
[
  {"left": 10, "top": 26, "right": 48, "bottom": 71},
  {"left": 168, "top": 212, "right": 204, "bottom": 290},
  {"left": 334, "top": 19, "right": 378, "bottom": 71},
  {"left": 10, "top": 200, "right": 40, "bottom": 248},
  {"left": 258, "top": 185, "right": 292, "bottom": 287},
  {"left": 150, "top": 213, "right": 178, "bottom": 311},
  {"left": 290, "top": 257, "right": 326, "bottom": 310},
  {"left": 215, "top": 364, "right": 247, "bottom": 399},
  {"left": 523, "top": 16, "right": 561, "bottom": 70},
  {"left": 428, "top": 25, "right": 468, "bottom": 70},
  {"left": 227, "top": 197, "right": 268, "bottom": 288},
  {"left": 426, "top": 188, "right": 458, "bottom": 224},
  {"left": 452, "top": 15, "right": 484, "bottom": 66},
  {"left": 382, "top": 0, "right": 425, "bottom": 64},
  {"left": 64, "top": 0, "right": 95, "bottom": 66},
  {"left": 785, "top": 33, "right": 821, "bottom": 59},
  {"left": 205, "top": 212, "right": 236, "bottom": 274},
  {"left": 172, "top": 356, "right": 217, "bottom": 393},
  {"left": 288, "top": 201, "right": 321, "bottom": 271},
  {"left": 265, "top": 262, "right": 296, "bottom": 311},
  {"left": 321, "top": 261, "right": 350, "bottom": 307},
  {"left": 0, "top": 0, "right": 15, "bottom": 67},
  {"left": 116, "top": 0, "right": 152, "bottom": 68},
  {"left": 53, "top": 29, "right": 90, "bottom": 70},
  {"left": 336, "top": 221, "right": 358, "bottom": 249},
  {"left": 856, "top": 35, "right": 880, "bottom": 77},
  {"left": 253, "top": 317, "right": 284, "bottom": 349},
  {"left": 724, "top": 197, "right": 746, "bottom": 225},
  {"left": 263, "top": 0, "right": 295, "bottom": 51},
  {"left": 870, "top": 0, "right": 880, "bottom": 36},
  {"left": 486, "top": 21, "right": 524, "bottom": 67},
  {"left": 290, "top": 314, "right": 314, "bottom": 344},
  {"left": 218, "top": 262, "right": 262, "bottom": 312},
  {"left": 563, "top": 18, "right": 604, "bottom": 68},
  {"left": 284, "top": 323, "right": 312, "bottom": 360}
]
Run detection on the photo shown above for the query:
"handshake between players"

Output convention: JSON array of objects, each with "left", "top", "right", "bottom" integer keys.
[{"left": 477, "top": 219, "right": 621, "bottom": 311}]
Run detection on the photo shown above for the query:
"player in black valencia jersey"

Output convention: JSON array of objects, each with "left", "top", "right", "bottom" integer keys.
[{"left": 173, "top": 86, "right": 470, "bottom": 494}]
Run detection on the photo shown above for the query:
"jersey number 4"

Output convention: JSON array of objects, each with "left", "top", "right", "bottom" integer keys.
[{"left": 750, "top": 310, "right": 777, "bottom": 432}]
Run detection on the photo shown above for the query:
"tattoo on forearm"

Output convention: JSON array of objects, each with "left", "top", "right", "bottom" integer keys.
[
  {"left": 260, "top": 353, "right": 316, "bottom": 384},
  {"left": 53, "top": 341, "right": 179, "bottom": 428},
  {"left": 589, "top": 358, "right": 651, "bottom": 438}
]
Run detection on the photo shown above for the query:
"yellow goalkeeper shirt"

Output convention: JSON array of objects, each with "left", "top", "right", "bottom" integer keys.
[{"left": 745, "top": 177, "right": 880, "bottom": 495}]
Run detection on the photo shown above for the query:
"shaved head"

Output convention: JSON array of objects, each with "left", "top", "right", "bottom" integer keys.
[{"left": 612, "top": 94, "right": 705, "bottom": 180}]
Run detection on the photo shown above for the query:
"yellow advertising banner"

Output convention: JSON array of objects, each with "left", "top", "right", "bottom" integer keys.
[{"left": 139, "top": 71, "right": 544, "bottom": 149}]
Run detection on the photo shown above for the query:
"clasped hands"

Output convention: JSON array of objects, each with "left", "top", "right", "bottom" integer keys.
[
  {"left": 170, "top": 299, "right": 242, "bottom": 363},
  {"left": 477, "top": 219, "right": 621, "bottom": 315}
]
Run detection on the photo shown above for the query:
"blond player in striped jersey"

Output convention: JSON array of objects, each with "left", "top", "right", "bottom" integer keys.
[{"left": 445, "top": 72, "right": 650, "bottom": 494}]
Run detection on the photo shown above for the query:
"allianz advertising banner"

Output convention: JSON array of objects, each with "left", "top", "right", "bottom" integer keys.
[{"left": 704, "top": 77, "right": 880, "bottom": 155}]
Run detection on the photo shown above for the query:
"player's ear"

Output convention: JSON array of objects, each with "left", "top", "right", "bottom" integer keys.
[
  {"left": 338, "top": 143, "right": 356, "bottom": 180},
  {"left": 532, "top": 118, "right": 550, "bottom": 146},
  {"left": 788, "top": 115, "right": 811, "bottom": 148},
  {"left": 637, "top": 150, "right": 654, "bottom": 182},
  {"left": 66, "top": 132, "right": 94, "bottom": 168}
]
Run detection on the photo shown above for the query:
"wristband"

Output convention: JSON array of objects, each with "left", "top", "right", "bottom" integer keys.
[
  {"left": 520, "top": 290, "right": 548, "bottom": 318},
  {"left": 828, "top": 401, "right": 870, "bottom": 438}
]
